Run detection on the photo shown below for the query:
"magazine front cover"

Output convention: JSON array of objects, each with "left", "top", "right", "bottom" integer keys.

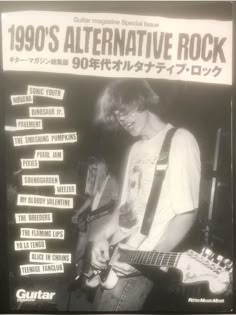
[{"left": 0, "top": 1, "right": 233, "bottom": 312}]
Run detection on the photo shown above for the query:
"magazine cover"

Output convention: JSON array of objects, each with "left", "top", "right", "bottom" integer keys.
[{"left": 0, "top": 1, "right": 233, "bottom": 313}]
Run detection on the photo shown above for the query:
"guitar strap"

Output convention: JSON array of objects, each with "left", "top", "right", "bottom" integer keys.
[{"left": 140, "top": 127, "right": 178, "bottom": 236}]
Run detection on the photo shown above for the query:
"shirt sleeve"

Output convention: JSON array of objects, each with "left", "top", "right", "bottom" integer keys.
[{"left": 166, "top": 128, "right": 201, "bottom": 214}]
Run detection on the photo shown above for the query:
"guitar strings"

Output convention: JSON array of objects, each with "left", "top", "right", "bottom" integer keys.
[{"left": 119, "top": 250, "right": 228, "bottom": 271}]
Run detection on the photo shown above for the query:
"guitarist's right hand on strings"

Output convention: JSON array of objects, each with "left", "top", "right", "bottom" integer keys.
[
  {"left": 71, "top": 210, "right": 80, "bottom": 224},
  {"left": 91, "top": 238, "right": 110, "bottom": 269},
  {"left": 71, "top": 198, "right": 92, "bottom": 224}
]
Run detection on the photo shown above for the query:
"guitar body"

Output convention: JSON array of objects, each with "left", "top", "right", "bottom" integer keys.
[{"left": 77, "top": 201, "right": 115, "bottom": 237}]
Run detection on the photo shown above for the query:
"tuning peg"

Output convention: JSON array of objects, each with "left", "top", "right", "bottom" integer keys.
[
  {"left": 223, "top": 258, "right": 233, "bottom": 269},
  {"left": 206, "top": 248, "right": 213, "bottom": 256},
  {"left": 216, "top": 255, "right": 224, "bottom": 265},
  {"left": 202, "top": 248, "right": 214, "bottom": 259},
  {"left": 201, "top": 247, "right": 208, "bottom": 255}
]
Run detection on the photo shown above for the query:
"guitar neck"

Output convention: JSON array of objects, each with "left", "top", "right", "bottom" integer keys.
[
  {"left": 88, "top": 200, "right": 115, "bottom": 218},
  {"left": 119, "top": 249, "right": 181, "bottom": 268}
]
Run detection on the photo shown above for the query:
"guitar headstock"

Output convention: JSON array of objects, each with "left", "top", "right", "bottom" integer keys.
[{"left": 177, "top": 247, "right": 232, "bottom": 295}]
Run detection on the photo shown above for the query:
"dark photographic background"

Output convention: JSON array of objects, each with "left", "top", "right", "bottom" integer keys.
[{"left": 0, "top": 1, "right": 234, "bottom": 313}]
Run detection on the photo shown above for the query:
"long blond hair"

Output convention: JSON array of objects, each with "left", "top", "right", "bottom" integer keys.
[{"left": 85, "top": 157, "right": 108, "bottom": 197}]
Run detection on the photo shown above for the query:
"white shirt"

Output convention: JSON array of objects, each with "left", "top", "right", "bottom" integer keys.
[{"left": 117, "top": 124, "right": 201, "bottom": 250}]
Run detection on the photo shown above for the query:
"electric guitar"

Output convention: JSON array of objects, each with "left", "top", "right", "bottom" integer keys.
[
  {"left": 87, "top": 245, "right": 232, "bottom": 295},
  {"left": 74, "top": 200, "right": 116, "bottom": 276},
  {"left": 76, "top": 200, "right": 116, "bottom": 233}
]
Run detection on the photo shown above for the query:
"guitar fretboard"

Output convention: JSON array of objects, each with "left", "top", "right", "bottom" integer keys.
[{"left": 119, "top": 249, "right": 181, "bottom": 268}]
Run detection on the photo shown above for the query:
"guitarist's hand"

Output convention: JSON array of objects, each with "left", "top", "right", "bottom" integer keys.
[
  {"left": 91, "top": 238, "right": 110, "bottom": 270},
  {"left": 71, "top": 210, "right": 80, "bottom": 224}
]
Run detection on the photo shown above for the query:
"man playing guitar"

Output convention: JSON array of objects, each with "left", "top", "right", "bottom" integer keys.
[
  {"left": 72, "top": 158, "right": 119, "bottom": 276},
  {"left": 90, "top": 79, "right": 201, "bottom": 311}
]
